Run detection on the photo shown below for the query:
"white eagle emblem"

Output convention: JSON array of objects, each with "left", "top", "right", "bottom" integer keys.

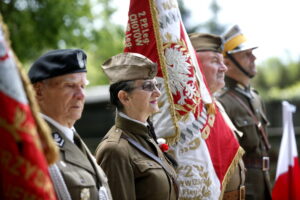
[
  {"left": 165, "top": 45, "right": 197, "bottom": 105},
  {"left": 77, "top": 51, "right": 86, "bottom": 68}
]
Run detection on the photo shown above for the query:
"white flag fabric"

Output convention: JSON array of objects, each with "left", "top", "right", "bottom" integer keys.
[
  {"left": 272, "top": 101, "right": 300, "bottom": 200},
  {"left": 124, "top": 0, "right": 243, "bottom": 199}
]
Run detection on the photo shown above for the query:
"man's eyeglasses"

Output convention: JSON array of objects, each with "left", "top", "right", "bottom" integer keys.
[{"left": 133, "top": 81, "right": 162, "bottom": 92}]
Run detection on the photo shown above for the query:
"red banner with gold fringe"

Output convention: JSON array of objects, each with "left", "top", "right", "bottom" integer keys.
[{"left": 0, "top": 18, "right": 57, "bottom": 200}]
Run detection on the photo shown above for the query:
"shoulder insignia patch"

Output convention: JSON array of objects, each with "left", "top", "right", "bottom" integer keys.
[{"left": 52, "top": 132, "right": 64, "bottom": 147}]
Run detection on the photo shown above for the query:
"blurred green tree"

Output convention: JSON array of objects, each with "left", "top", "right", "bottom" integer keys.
[
  {"left": 0, "top": 0, "right": 124, "bottom": 85},
  {"left": 177, "top": 0, "right": 300, "bottom": 100},
  {"left": 253, "top": 57, "right": 300, "bottom": 100}
]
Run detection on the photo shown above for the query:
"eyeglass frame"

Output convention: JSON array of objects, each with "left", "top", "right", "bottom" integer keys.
[{"left": 131, "top": 80, "right": 162, "bottom": 92}]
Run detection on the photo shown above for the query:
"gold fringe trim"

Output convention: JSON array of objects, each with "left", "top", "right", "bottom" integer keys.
[
  {"left": 0, "top": 15, "right": 58, "bottom": 164},
  {"left": 149, "top": 0, "right": 180, "bottom": 144},
  {"left": 205, "top": 103, "right": 216, "bottom": 115},
  {"left": 165, "top": 132, "right": 180, "bottom": 146},
  {"left": 219, "top": 147, "right": 245, "bottom": 200}
]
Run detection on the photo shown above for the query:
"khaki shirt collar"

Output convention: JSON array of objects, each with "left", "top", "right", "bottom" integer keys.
[
  {"left": 115, "top": 113, "right": 150, "bottom": 139},
  {"left": 225, "top": 76, "right": 253, "bottom": 99}
]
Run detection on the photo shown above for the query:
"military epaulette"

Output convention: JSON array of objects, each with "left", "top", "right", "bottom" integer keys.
[
  {"left": 106, "top": 126, "right": 123, "bottom": 143},
  {"left": 234, "top": 85, "right": 253, "bottom": 99},
  {"left": 215, "top": 87, "right": 228, "bottom": 97},
  {"left": 52, "top": 132, "right": 65, "bottom": 147}
]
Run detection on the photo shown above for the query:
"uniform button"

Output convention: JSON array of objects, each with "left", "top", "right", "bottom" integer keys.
[
  {"left": 80, "top": 177, "right": 86, "bottom": 184},
  {"left": 243, "top": 120, "right": 248, "bottom": 125},
  {"left": 80, "top": 188, "right": 90, "bottom": 200}
]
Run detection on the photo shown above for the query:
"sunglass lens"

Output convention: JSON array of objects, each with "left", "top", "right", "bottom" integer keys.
[
  {"left": 156, "top": 83, "right": 162, "bottom": 90},
  {"left": 142, "top": 82, "right": 161, "bottom": 91}
]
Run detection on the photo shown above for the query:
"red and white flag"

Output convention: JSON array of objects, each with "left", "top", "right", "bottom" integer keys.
[
  {"left": 0, "top": 17, "right": 57, "bottom": 199},
  {"left": 272, "top": 101, "right": 300, "bottom": 200},
  {"left": 124, "top": 0, "right": 243, "bottom": 199}
]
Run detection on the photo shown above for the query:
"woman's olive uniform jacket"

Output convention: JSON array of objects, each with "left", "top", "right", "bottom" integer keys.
[{"left": 95, "top": 115, "right": 178, "bottom": 200}]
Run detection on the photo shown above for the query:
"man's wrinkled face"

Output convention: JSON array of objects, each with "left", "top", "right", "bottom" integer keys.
[
  {"left": 197, "top": 51, "right": 227, "bottom": 93},
  {"left": 36, "top": 73, "right": 88, "bottom": 127}
]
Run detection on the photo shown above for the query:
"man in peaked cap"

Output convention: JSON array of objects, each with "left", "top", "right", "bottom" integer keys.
[
  {"left": 29, "top": 49, "right": 112, "bottom": 200},
  {"left": 190, "top": 33, "right": 246, "bottom": 200},
  {"left": 189, "top": 33, "right": 226, "bottom": 93},
  {"left": 217, "top": 25, "right": 272, "bottom": 200}
]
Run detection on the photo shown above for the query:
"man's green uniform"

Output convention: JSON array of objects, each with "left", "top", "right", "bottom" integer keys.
[{"left": 218, "top": 77, "right": 272, "bottom": 200}]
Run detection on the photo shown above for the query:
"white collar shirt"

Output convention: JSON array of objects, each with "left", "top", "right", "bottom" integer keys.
[{"left": 41, "top": 113, "right": 75, "bottom": 143}]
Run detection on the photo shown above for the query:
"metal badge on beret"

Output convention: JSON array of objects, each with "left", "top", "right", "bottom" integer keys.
[
  {"left": 101, "top": 52, "right": 157, "bottom": 84},
  {"left": 77, "top": 51, "right": 86, "bottom": 69},
  {"left": 28, "top": 49, "right": 87, "bottom": 84}
]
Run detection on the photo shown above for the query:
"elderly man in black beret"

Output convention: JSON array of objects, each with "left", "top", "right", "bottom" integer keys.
[{"left": 29, "top": 49, "right": 112, "bottom": 200}]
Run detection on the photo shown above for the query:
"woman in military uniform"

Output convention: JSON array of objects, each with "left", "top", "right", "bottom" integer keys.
[{"left": 95, "top": 52, "right": 179, "bottom": 200}]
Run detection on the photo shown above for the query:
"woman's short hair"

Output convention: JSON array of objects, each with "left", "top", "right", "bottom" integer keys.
[{"left": 109, "top": 80, "right": 135, "bottom": 110}]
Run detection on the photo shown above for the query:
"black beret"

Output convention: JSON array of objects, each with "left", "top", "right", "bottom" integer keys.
[{"left": 28, "top": 49, "right": 87, "bottom": 83}]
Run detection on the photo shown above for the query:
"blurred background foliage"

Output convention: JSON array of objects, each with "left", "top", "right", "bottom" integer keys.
[
  {"left": 253, "top": 58, "right": 300, "bottom": 100},
  {"left": 1, "top": 0, "right": 300, "bottom": 100},
  {"left": 0, "top": 0, "right": 123, "bottom": 85}
]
